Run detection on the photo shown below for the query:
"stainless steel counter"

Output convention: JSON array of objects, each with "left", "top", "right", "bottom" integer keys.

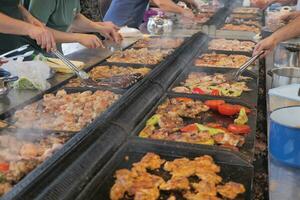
[{"left": 0, "top": 37, "right": 138, "bottom": 115}]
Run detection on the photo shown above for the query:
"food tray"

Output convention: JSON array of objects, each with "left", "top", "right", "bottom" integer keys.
[
  {"left": 130, "top": 92, "right": 256, "bottom": 162},
  {"left": 76, "top": 138, "right": 253, "bottom": 200},
  {"left": 215, "top": 29, "right": 258, "bottom": 40},
  {"left": 63, "top": 63, "right": 152, "bottom": 92},
  {"left": 149, "top": 33, "right": 209, "bottom": 90},
  {"left": 131, "top": 36, "right": 189, "bottom": 50},
  {"left": 168, "top": 66, "right": 258, "bottom": 107},
  {"left": 0, "top": 87, "right": 131, "bottom": 199},
  {"left": 193, "top": 49, "right": 259, "bottom": 73},
  {"left": 207, "top": 37, "right": 256, "bottom": 56}
]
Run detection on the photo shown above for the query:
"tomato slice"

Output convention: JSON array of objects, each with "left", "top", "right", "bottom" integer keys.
[
  {"left": 0, "top": 162, "right": 9, "bottom": 172},
  {"left": 227, "top": 124, "right": 251, "bottom": 135},
  {"left": 180, "top": 124, "right": 198, "bottom": 132},
  {"left": 204, "top": 100, "right": 225, "bottom": 110},
  {"left": 175, "top": 97, "right": 193, "bottom": 102},
  {"left": 192, "top": 88, "right": 205, "bottom": 95},
  {"left": 210, "top": 89, "right": 220, "bottom": 96},
  {"left": 218, "top": 103, "right": 239, "bottom": 116},
  {"left": 234, "top": 105, "right": 251, "bottom": 114}
]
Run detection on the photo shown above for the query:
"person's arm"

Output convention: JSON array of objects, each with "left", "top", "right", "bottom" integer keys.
[
  {"left": 254, "top": 15, "right": 300, "bottom": 57},
  {"left": 69, "top": 13, "right": 122, "bottom": 43},
  {"left": 49, "top": 28, "right": 104, "bottom": 48},
  {"left": 152, "top": 0, "right": 195, "bottom": 18},
  {"left": 0, "top": 12, "right": 56, "bottom": 51},
  {"left": 18, "top": 4, "right": 44, "bottom": 27}
]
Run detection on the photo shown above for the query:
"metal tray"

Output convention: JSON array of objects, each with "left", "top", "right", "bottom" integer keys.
[
  {"left": 23, "top": 125, "right": 127, "bottom": 200},
  {"left": 76, "top": 138, "right": 253, "bottom": 200},
  {"left": 149, "top": 33, "right": 209, "bottom": 90},
  {"left": 168, "top": 66, "right": 258, "bottom": 107},
  {"left": 131, "top": 36, "right": 190, "bottom": 50},
  {"left": 130, "top": 92, "right": 256, "bottom": 162},
  {"left": 0, "top": 87, "right": 131, "bottom": 199},
  {"left": 207, "top": 37, "right": 256, "bottom": 56}
]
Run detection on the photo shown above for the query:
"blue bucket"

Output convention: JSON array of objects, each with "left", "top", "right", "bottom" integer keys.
[{"left": 270, "top": 106, "right": 300, "bottom": 167}]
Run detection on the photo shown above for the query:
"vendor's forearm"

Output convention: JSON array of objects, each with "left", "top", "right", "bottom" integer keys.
[
  {"left": 0, "top": 13, "right": 32, "bottom": 35},
  {"left": 152, "top": 0, "right": 186, "bottom": 14},
  {"left": 271, "top": 16, "right": 300, "bottom": 43},
  {"left": 48, "top": 28, "right": 81, "bottom": 43},
  {"left": 18, "top": 5, "right": 31, "bottom": 19}
]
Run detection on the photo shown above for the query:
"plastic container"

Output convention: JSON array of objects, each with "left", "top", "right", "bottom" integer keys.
[
  {"left": 268, "top": 84, "right": 300, "bottom": 111},
  {"left": 270, "top": 106, "right": 300, "bottom": 167}
]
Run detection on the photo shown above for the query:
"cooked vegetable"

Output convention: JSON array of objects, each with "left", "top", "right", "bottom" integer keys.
[
  {"left": 211, "top": 89, "right": 220, "bottom": 96},
  {"left": 175, "top": 97, "right": 193, "bottom": 102},
  {"left": 180, "top": 124, "right": 198, "bottom": 132},
  {"left": 218, "top": 104, "right": 239, "bottom": 116},
  {"left": 196, "top": 124, "right": 225, "bottom": 135},
  {"left": 234, "top": 105, "right": 251, "bottom": 114},
  {"left": 204, "top": 100, "right": 225, "bottom": 110},
  {"left": 192, "top": 88, "right": 205, "bottom": 95},
  {"left": 0, "top": 163, "right": 9, "bottom": 173},
  {"left": 146, "top": 114, "right": 160, "bottom": 126},
  {"left": 227, "top": 124, "right": 251, "bottom": 135},
  {"left": 234, "top": 108, "right": 248, "bottom": 125}
]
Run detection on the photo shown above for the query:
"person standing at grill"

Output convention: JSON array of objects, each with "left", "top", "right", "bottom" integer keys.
[
  {"left": 103, "top": 0, "right": 196, "bottom": 28},
  {"left": 27, "top": 0, "right": 122, "bottom": 50},
  {"left": 0, "top": 0, "right": 56, "bottom": 54}
]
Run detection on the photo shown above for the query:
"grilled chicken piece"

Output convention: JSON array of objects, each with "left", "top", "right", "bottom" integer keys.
[
  {"left": 164, "top": 158, "right": 195, "bottom": 178},
  {"left": 191, "top": 181, "right": 217, "bottom": 196},
  {"left": 158, "top": 113, "right": 183, "bottom": 131},
  {"left": 132, "top": 153, "right": 165, "bottom": 173},
  {"left": 167, "top": 195, "right": 176, "bottom": 200},
  {"left": 0, "top": 182, "right": 12, "bottom": 196},
  {"left": 195, "top": 171, "right": 222, "bottom": 185},
  {"left": 217, "top": 181, "right": 246, "bottom": 199},
  {"left": 172, "top": 86, "right": 190, "bottom": 93},
  {"left": 193, "top": 155, "right": 220, "bottom": 173},
  {"left": 213, "top": 132, "right": 245, "bottom": 147},
  {"left": 110, "top": 169, "right": 136, "bottom": 200},
  {"left": 160, "top": 177, "right": 190, "bottom": 191},
  {"left": 6, "top": 159, "right": 40, "bottom": 183}
]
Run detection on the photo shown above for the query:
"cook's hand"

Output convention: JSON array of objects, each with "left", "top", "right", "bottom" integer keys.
[
  {"left": 281, "top": 11, "right": 300, "bottom": 22},
  {"left": 253, "top": 36, "right": 277, "bottom": 58},
  {"left": 99, "top": 27, "right": 123, "bottom": 44},
  {"left": 98, "top": 21, "right": 120, "bottom": 31},
  {"left": 181, "top": 9, "right": 195, "bottom": 19},
  {"left": 77, "top": 34, "right": 104, "bottom": 49},
  {"left": 27, "top": 26, "right": 56, "bottom": 52}
]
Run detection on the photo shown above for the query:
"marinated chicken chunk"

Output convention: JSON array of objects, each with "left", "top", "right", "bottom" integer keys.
[
  {"left": 191, "top": 181, "right": 217, "bottom": 196},
  {"left": 132, "top": 153, "right": 165, "bottom": 172},
  {"left": 110, "top": 154, "right": 246, "bottom": 200},
  {"left": 164, "top": 158, "right": 195, "bottom": 178},
  {"left": 159, "top": 177, "right": 190, "bottom": 190},
  {"left": 217, "top": 182, "right": 246, "bottom": 199},
  {"left": 14, "top": 90, "right": 119, "bottom": 132}
]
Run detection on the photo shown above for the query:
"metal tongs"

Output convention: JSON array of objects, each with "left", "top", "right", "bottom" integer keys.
[
  {"left": 0, "top": 45, "right": 29, "bottom": 58},
  {"left": 225, "top": 51, "right": 264, "bottom": 82},
  {"left": 51, "top": 50, "right": 97, "bottom": 87}
]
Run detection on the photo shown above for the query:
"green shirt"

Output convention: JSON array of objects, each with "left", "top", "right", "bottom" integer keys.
[{"left": 29, "top": 0, "right": 81, "bottom": 32}]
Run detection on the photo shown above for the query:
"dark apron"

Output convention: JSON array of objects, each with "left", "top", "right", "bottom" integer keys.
[{"left": 0, "top": 0, "right": 40, "bottom": 54}]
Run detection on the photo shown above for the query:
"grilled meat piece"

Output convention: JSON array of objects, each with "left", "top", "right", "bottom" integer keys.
[
  {"left": 191, "top": 181, "right": 217, "bottom": 196},
  {"left": 0, "top": 182, "right": 12, "bottom": 196},
  {"left": 164, "top": 158, "right": 195, "bottom": 178},
  {"left": 160, "top": 177, "right": 190, "bottom": 191},
  {"left": 217, "top": 182, "right": 246, "bottom": 199},
  {"left": 6, "top": 159, "right": 40, "bottom": 183},
  {"left": 132, "top": 153, "right": 165, "bottom": 173},
  {"left": 213, "top": 132, "right": 245, "bottom": 147}
]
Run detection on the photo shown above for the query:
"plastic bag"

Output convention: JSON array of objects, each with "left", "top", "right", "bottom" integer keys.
[{"left": 2, "top": 60, "right": 51, "bottom": 91}]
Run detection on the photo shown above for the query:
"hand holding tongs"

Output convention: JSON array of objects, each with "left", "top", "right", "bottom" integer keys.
[
  {"left": 51, "top": 50, "right": 97, "bottom": 87},
  {"left": 225, "top": 51, "right": 264, "bottom": 82}
]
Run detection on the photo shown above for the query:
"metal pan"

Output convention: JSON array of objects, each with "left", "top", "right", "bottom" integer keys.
[
  {"left": 207, "top": 37, "right": 256, "bottom": 56},
  {"left": 0, "top": 87, "right": 129, "bottom": 199},
  {"left": 130, "top": 93, "right": 256, "bottom": 162},
  {"left": 168, "top": 66, "right": 258, "bottom": 107},
  {"left": 76, "top": 138, "right": 253, "bottom": 200},
  {"left": 131, "top": 36, "right": 190, "bottom": 50}
]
